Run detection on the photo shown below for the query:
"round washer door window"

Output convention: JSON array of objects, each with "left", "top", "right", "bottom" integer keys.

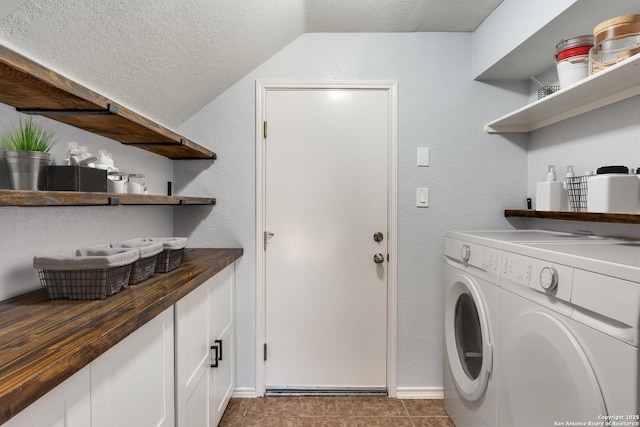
[{"left": 444, "top": 269, "right": 493, "bottom": 401}]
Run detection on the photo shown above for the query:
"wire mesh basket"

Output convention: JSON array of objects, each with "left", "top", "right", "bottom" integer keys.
[
  {"left": 129, "top": 255, "right": 159, "bottom": 284},
  {"left": 112, "top": 239, "right": 164, "bottom": 284},
  {"left": 34, "top": 247, "right": 139, "bottom": 300},
  {"left": 155, "top": 248, "right": 185, "bottom": 273},
  {"left": 538, "top": 85, "right": 560, "bottom": 99},
  {"left": 38, "top": 264, "right": 132, "bottom": 300},
  {"left": 565, "top": 175, "right": 591, "bottom": 212}
]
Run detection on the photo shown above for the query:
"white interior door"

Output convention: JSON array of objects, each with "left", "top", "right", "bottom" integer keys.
[{"left": 264, "top": 87, "right": 390, "bottom": 391}]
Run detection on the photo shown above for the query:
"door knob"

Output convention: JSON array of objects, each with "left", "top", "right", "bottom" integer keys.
[
  {"left": 373, "top": 253, "right": 385, "bottom": 264},
  {"left": 373, "top": 232, "right": 384, "bottom": 242}
]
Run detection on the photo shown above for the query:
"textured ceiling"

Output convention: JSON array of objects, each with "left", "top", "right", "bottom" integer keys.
[{"left": 0, "top": 0, "right": 502, "bottom": 129}]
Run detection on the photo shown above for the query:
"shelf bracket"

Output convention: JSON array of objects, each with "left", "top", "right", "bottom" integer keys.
[
  {"left": 108, "top": 197, "right": 120, "bottom": 205},
  {"left": 16, "top": 103, "right": 119, "bottom": 117}
]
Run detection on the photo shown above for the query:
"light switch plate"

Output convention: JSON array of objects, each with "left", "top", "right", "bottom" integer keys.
[
  {"left": 416, "top": 188, "right": 429, "bottom": 207},
  {"left": 417, "top": 147, "right": 430, "bottom": 167}
]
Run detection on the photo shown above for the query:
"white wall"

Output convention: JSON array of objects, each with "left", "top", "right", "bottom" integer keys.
[
  {"left": 175, "top": 32, "right": 529, "bottom": 390},
  {"left": 0, "top": 103, "right": 175, "bottom": 300},
  {"left": 524, "top": 94, "right": 640, "bottom": 239}
]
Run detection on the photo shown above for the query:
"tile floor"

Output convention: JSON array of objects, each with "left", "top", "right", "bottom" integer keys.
[{"left": 219, "top": 396, "right": 454, "bottom": 427}]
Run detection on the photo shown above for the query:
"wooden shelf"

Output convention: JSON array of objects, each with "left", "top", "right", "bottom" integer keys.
[
  {"left": 0, "top": 44, "right": 215, "bottom": 159},
  {"left": 485, "top": 52, "right": 640, "bottom": 133},
  {"left": 505, "top": 209, "right": 640, "bottom": 225},
  {"left": 0, "top": 190, "right": 215, "bottom": 207}
]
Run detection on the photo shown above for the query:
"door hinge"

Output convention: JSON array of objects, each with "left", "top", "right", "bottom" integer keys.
[
  {"left": 264, "top": 231, "right": 274, "bottom": 250},
  {"left": 263, "top": 343, "right": 267, "bottom": 361},
  {"left": 263, "top": 121, "right": 267, "bottom": 139}
]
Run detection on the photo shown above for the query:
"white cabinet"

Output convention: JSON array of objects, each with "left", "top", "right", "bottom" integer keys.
[
  {"left": 3, "top": 262, "right": 236, "bottom": 427},
  {"left": 3, "top": 367, "right": 91, "bottom": 427},
  {"left": 175, "top": 264, "right": 235, "bottom": 427},
  {"left": 4, "top": 309, "right": 174, "bottom": 427},
  {"left": 91, "top": 307, "right": 175, "bottom": 427}
]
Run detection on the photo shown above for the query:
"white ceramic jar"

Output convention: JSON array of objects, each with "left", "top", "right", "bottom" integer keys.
[{"left": 587, "top": 166, "right": 639, "bottom": 213}]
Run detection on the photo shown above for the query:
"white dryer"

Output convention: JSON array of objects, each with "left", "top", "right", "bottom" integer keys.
[{"left": 499, "top": 241, "right": 640, "bottom": 427}]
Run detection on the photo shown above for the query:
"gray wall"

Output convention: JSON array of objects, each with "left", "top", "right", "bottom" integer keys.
[
  {"left": 175, "top": 32, "right": 529, "bottom": 390},
  {"left": 0, "top": 103, "right": 176, "bottom": 300},
  {"left": 523, "top": 93, "right": 640, "bottom": 239}
]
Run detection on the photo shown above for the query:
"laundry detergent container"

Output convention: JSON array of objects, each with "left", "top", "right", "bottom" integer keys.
[
  {"left": 112, "top": 238, "right": 164, "bottom": 284},
  {"left": 34, "top": 247, "right": 139, "bottom": 300}
]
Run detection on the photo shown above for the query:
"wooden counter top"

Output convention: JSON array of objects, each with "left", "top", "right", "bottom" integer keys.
[{"left": 0, "top": 248, "right": 243, "bottom": 425}]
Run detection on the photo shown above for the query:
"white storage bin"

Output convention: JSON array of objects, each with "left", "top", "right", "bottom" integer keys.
[{"left": 587, "top": 166, "right": 638, "bottom": 213}]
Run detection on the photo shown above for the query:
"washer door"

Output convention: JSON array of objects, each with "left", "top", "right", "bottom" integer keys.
[
  {"left": 500, "top": 291, "right": 607, "bottom": 426},
  {"left": 444, "top": 269, "right": 493, "bottom": 401}
]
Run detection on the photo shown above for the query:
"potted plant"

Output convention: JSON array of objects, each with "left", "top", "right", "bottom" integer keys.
[{"left": 1, "top": 116, "right": 57, "bottom": 190}]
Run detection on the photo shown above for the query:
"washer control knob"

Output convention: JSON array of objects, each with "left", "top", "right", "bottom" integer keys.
[
  {"left": 460, "top": 245, "right": 471, "bottom": 262},
  {"left": 540, "top": 267, "right": 558, "bottom": 291}
]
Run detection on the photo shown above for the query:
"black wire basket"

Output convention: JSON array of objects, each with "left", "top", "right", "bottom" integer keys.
[{"left": 565, "top": 175, "right": 591, "bottom": 212}]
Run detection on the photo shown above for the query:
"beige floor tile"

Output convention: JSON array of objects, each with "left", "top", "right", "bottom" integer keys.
[
  {"left": 222, "top": 396, "right": 454, "bottom": 427},
  {"left": 354, "top": 417, "right": 413, "bottom": 427},
  {"left": 351, "top": 396, "right": 407, "bottom": 417},
  {"left": 223, "top": 398, "right": 248, "bottom": 417},
  {"left": 218, "top": 415, "right": 243, "bottom": 427},
  {"left": 299, "top": 396, "right": 354, "bottom": 417},
  {"left": 299, "top": 417, "right": 357, "bottom": 427},
  {"left": 245, "top": 396, "right": 301, "bottom": 417},
  {"left": 242, "top": 416, "right": 299, "bottom": 427},
  {"left": 402, "top": 399, "right": 448, "bottom": 417},
  {"left": 411, "top": 416, "right": 456, "bottom": 427}
]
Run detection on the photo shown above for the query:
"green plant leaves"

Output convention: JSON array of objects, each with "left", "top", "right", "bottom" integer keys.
[{"left": 0, "top": 116, "right": 57, "bottom": 152}]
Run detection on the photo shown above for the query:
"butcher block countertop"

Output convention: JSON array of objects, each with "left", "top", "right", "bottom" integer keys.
[{"left": 0, "top": 247, "right": 243, "bottom": 425}]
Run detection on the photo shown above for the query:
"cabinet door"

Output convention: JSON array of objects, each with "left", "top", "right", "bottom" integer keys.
[
  {"left": 91, "top": 307, "right": 175, "bottom": 427},
  {"left": 175, "top": 279, "right": 213, "bottom": 427},
  {"left": 210, "top": 265, "right": 235, "bottom": 426},
  {"left": 3, "top": 366, "right": 90, "bottom": 427}
]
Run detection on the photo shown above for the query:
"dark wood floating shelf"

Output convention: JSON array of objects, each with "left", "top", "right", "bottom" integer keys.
[
  {"left": 0, "top": 44, "right": 215, "bottom": 160},
  {"left": 505, "top": 209, "right": 640, "bottom": 225},
  {"left": 0, "top": 190, "right": 215, "bottom": 207}
]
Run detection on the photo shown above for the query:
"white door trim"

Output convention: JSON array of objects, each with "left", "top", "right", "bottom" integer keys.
[{"left": 255, "top": 80, "right": 398, "bottom": 397}]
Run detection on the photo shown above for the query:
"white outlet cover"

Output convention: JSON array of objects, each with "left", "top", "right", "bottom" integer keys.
[
  {"left": 416, "top": 187, "right": 429, "bottom": 207},
  {"left": 417, "top": 147, "right": 430, "bottom": 167}
]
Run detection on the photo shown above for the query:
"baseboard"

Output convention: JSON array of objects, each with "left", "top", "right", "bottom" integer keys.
[
  {"left": 233, "top": 386, "right": 443, "bottom": 400},
  {"left": 395, "top": 387, "right": 444, "bottom": 399},
  {"left": 233, "top": 387, "right": 258, "bottom": 398}
]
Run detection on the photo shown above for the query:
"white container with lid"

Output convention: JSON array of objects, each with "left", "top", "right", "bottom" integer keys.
[
  {"left": 590, "top": 14, "right": 640, "bottom": 74},
  {"left": 587, "top": 166, "right": 638, "bottom": 213},
  {"left": 555, "top": 35, "right": 594, "bottom": 89}
]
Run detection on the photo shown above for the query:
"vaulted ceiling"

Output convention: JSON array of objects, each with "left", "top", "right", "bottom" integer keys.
[{"left": 0, "top": 0, "right": 502, "bottom": 128}]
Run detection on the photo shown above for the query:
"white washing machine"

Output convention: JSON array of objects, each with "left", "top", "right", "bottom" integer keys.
[
  {"left": 444, "top": 230, "right": 625, "bottom": 427},
  {"left": 499, "top": 240, "right": 640, "bottom": 427},
  {"left": 444, "top": 235, "right": 501, "bottom": 427}
]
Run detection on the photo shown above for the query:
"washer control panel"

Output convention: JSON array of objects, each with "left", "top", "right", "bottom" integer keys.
[
  {"left": 444, "top": 238, "right": 501, "bottom": 282},
  {"left": 501, "top": 251, "right": 573, "bottom": 305}
]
